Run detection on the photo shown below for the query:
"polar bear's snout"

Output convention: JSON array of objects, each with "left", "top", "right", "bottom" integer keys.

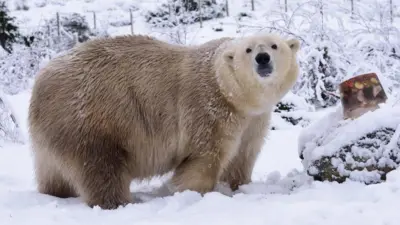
[{"left": 255, "top": 52, "right": 273, "bottom": 78}]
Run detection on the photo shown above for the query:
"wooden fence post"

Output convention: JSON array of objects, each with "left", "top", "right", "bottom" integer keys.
[
  {"left": 47, "top": 25, "right": 51, "bottom": 48},
  {"left": 390, "top": 0, "right": 393, "bottom": 24},
  {"left": 93, "top": 11, "right": 97, "bottom": 30},
  {"left": 199, "top": 0, "right": 203, "bottom": 28},
  {"left": 130, "top": 9, "right": 134, "bottom": 34},
  {"left": 56, "top": 12, "right": 60, "bottom": 36},
  {"left": 225, "top": 0, "right": 229, "bottom": 16}
]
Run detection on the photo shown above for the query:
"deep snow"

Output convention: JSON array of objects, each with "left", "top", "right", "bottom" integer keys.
[
  {"left": 1, "top": 91, "right": 400, "bottom": 225},
  {"left": 1, "top": 0, "right": 400, "bottom": 224}
]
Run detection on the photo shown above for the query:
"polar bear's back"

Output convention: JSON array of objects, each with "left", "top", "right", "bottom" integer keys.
[
  {"left": 28, "top": 36, "right": 187, "bottom": 166},
  {"left": 27, "top": 35, "right": 232, "bottom": 180}
]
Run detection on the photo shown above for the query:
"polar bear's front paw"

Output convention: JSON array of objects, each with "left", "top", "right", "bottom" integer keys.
[{"left": 213, "top": 182, "right": 234, "bottom": 197}]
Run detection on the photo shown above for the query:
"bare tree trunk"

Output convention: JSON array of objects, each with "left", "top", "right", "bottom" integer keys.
[{"left": 199, "top": 0, "right": 203, "bottom": 28}]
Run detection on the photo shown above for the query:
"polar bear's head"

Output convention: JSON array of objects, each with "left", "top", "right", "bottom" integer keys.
[{"left": 215, "top": 33, "right": 301, "bottom": 115}]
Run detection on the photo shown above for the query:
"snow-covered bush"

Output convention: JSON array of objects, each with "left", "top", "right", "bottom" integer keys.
[
  {"left": 271, "top": 91, "right": 315, "bottom": 130},
  {"left": 237, "top": 0, "right": 400, "bottom": 109},
  {"left": 0, "top": 92, "right": 24, "bottom": 147},
  {"left": 59, "top": 13, "right": 92, "bottom": 43},
  {"left": 43, "top": 12, "right": 107, "bottom": 52},
  {"left": 0, "top": 1, "right": 50, "bottom": 94},
  {"left": 145, "top": 0, "right": 226, "bottom": 28},
  {"left": 33, "top": 0, "right": 47, "bottom": 8},
  {"left": 0, "top": 11, "right": 108, "bottom": 145},
  {"left": 14, "top": 0, "right": 29, "bottom": 11},
  {"left": 296, "top": 43, "right": 347, "bottom": 108},
  {"left": 298, "top": 104, "right": 400, "bottom": 184},
  {"left": 236, "top": 12, "right": 253, "bottom": 21},
  {"left": 0, "top": 31, "right": 49, "bottom": 144},
  {"left": 0, "top": 43, "right": 49, "bottom": 95},
  {"left": 0, "top": 11, "right": 110, "bottom": 93}
]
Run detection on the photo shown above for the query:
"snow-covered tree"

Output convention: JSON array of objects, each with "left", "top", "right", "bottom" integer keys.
[
  {"left": 14, "top": 0, "right": 29, "bottom": 11},
  {"left": 296, "top": 43, "right": 346, "bottom": 108},
  {"left": 0, "top": 1, "right": 20, "bottom": 54}
]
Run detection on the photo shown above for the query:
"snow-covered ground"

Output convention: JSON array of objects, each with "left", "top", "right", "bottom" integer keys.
[
  {"left": 1, "top": 92, "right": 400, "bottom": 225},
  {"left": 1, "top": 0, "right": 400, "bottom": 224}
]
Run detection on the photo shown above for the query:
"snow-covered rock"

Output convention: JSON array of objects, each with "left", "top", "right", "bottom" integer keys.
[{"left": 298, "top": 103, "right": 400, "bottom": 184}]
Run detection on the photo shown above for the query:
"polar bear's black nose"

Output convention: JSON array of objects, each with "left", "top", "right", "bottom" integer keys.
[{"left": 255, "top": 53, "right": 270, "bottom": 65}]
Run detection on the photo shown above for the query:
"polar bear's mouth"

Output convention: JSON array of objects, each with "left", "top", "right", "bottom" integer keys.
[{"left": 256, "top": 65, "right": 273, "bottom": 78}]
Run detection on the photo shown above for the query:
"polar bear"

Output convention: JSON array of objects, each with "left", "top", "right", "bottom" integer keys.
[{"left": 28, "top": 33, "right": 300, "bottom": 209}]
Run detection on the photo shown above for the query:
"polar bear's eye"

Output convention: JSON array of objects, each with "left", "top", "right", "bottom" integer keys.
[
  {"left": 246, "top": 48, "right": 252, "bottom": 53},
  {"left": 271, "top": 44, "right": 278, "bottom": 50}
]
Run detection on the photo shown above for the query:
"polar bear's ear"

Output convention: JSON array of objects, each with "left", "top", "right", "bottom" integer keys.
[
  {"left": 223, "top": 50, "right": 235, "bottom": 64},
  {"left": 287, "top": 39, "right": 300, "bottom": 53}
]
